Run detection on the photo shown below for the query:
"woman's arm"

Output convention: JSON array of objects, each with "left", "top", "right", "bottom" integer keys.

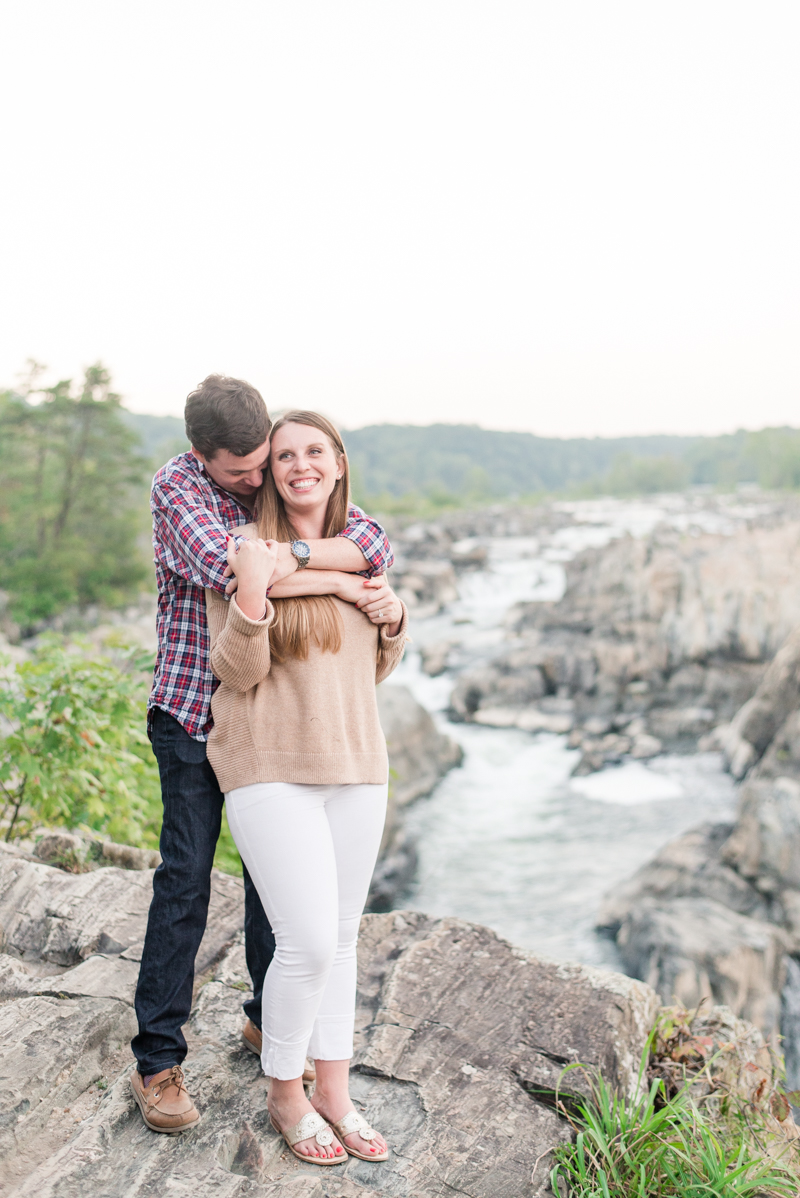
[
  {"left": 376, "top": 599, "right": 409, "bottom": 684},
  {"left": 206, "top": 538, "right": 277, "bottom": 692},
  {"left": 206, "top": 589, "right": 274, "bottom": 692}
]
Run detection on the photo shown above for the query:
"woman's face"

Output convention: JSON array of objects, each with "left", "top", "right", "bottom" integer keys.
[{"left": 269, "top": 422, "right": 344, "bottom": 516}]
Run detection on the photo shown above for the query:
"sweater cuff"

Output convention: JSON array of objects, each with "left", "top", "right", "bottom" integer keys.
[
  {"left": 379, "top": 601, "right": 408, "bottom": 643},
  {"left": 228, "top": 594, "right": 275, "bottom": 634}
]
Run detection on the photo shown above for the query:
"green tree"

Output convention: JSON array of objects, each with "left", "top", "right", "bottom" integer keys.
[{"left": 0, "top": 362, "right": 150, "bottom": 630}]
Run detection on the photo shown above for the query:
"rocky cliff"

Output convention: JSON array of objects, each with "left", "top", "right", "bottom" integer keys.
[
  {"left": 0, "top": 840, "right": 659, "bottom": 1197},
  {"left": 598, "top": 623, "right": 800, "bottom": 1065},
  {"left": 448, "top": 519, "right": 800, "bottom": 773}
]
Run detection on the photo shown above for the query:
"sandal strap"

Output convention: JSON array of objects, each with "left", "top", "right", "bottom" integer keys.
[
  {"left": 332, "top": 1110, "right": 377, "bottom": 1141},
  {"left": 283, "top": 1111, "right": 334, "bottom": 1148}
]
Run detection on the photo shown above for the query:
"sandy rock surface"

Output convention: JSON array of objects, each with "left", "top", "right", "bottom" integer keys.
[{"left": 0, "top": 843, "right": 659, "bottom": 1198}]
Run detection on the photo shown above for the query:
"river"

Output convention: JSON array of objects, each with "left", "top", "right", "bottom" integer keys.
[{"left": 384, "top": 496, "right": 748, "bottom": 968}]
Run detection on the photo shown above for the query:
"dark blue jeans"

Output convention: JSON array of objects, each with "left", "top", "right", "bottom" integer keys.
[{"left": 131, "top": 708, "right": 275, "bottom": 1076}]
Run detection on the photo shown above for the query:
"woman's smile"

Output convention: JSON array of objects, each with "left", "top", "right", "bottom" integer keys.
[{"left": 270, "top": 422, "right": 344, "bottom": 517}]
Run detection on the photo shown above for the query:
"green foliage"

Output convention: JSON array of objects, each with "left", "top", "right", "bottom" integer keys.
[
  {"left": 548, "top": 1062, "right": 797, "bottom": 1197},
  {"left": 0, "top": 636, "right": 161, "bottom": 845},
  {"left": 214, "top": 806, "right": 243, "bottom": 877},
  {"left": 343, "top": 422, "right": 703, "bottom": 500},
  {"left": 0, "top": 362, "right": 150, "bottom": 630},
  {"left": 344, "top": 421, "right": 800, "bottom": 504},
  {"left": 581, "top": 452, "right": 691, "bottom": 497},
  {"left": 0, "top": 636, "right": 243, "bottom": 875}
]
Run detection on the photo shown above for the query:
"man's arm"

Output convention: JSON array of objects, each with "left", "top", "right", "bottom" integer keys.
[
  {"left": 267, "top": 505, "right": 393, "bottom": 587},
  {"left": 152, "top": 479, "right": 246, "bottom": 594},
  {"left": 267, "top": 569, "right": 354, "bottom": 599}
]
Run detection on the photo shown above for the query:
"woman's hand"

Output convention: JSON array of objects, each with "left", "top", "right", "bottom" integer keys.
[
  {"left": 226, "top": 536, "right": 278, "bottom": 621},
  {"left": 355, "top": 576, "right": 403, "bottom": 636}
]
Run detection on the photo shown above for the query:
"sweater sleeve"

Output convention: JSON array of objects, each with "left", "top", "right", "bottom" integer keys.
[
  {"left": 375, "top": 602, "right": 409, "bottom": 684},
  {"left": 206, "top": 589, "right": 274, "bottom": 692}
]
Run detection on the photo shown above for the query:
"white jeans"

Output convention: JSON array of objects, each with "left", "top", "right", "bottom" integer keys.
[{"left": 225, "top": 780, "right": 388, "bottom": 1080}]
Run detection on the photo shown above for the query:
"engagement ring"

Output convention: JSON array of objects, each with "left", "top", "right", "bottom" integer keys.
[{"left": 377, "top": 610, "right": 384, "bottom": 617}]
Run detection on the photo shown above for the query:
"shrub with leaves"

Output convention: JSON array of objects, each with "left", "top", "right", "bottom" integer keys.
[{"left": 0, "top": 636, "right": 161, "bottom": 846}]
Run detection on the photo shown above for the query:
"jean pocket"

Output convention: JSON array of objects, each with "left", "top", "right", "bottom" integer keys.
[{"left": 174, "top": 736, "right": 208, "bottom": 765}]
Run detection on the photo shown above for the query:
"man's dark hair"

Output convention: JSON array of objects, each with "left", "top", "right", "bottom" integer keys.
[{"left": 184, "top": 374, "right": 271, "bottom": 459}]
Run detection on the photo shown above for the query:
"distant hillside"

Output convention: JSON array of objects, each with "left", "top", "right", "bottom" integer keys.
[
  {"left": 121, "top": 411, "right": 187, "bottom": 465},
  {"left": 119, "top": 411, "right": 800, "bottom": 501},
  {"left": 343, "top": 425, "right": 702, "bottom": 499}
]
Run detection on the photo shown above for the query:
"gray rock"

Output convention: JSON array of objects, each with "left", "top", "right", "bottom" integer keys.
[
  {"left": 6, "top": 910, "right": 659, "bottom": 1198},
  {"left": 32, "top": 831, "right": 88, "bottom": 867},
  {"left": 0, "top": 842, "right": 247, "bottom": 977},
  {"left": 719, "top": 626, "right": 800, "bottom": 779},
  {"left": 0, "top": 994, "right": 136, "bottom": 1189},
  {"left": 370, "top": 686, "right": 463, "bottom": 911},
  {"left": 721, "top": 776, "right": 800, "bottom": 894},
  {"left": 392, "top": 560, "right": 458, "bottom": 619},
  {"left": 96, "top": 841, "right": 162, "bottom": 871},
  {"left": 597, "top": 822, "right": 769, "bottom": 934},
  {"left": 418, "top": 640, "right": 452, "bottom": 677},
  {"left": 616, "top": 897, "right": 788, "bottom": 1039},
  {"left": 377, "top": 685, "right": 462, "bottom": 809}
]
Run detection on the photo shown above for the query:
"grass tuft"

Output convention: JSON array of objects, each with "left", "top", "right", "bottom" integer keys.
[{"left": 548, "top": 1053, "right": 798, "bottom": 1197}]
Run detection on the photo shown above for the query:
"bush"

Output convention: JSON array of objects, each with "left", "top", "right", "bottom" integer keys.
[
  {"left": 0, "top": 637, "right": 243, "bottom": 876},
  {"left": 0, "top": 637, "right": 161, "bottom": 845}
]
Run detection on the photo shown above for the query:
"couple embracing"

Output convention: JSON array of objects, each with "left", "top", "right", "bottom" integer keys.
[{"left": 130, "top": 374, "right": 407, "bottom": 1165}]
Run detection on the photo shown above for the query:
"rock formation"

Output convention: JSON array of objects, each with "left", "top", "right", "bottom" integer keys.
[
  {"left": 598, "top": 624, "right": 800, "bottom": 1059},
  {"left": 0, "top": 840, "right": 660, "bottom": 1197},
  {"left": 449, "top": 519, "right": 800, "bottom": 773},
  {"left": 368, "top": 685, "right": 463, "bottom": 911}
]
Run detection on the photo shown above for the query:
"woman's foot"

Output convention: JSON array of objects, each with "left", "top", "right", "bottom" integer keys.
[
  {"left": 312, "top": 1097, "right": 389, "bottom": 1158},
  {"left": 268, "top": 1085, "right": 345, "bottom": 1161}
]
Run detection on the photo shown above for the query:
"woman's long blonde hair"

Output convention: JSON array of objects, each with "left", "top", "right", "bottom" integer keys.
[{"left": 255, "top": 411, "right": 351, "bottom": 662}]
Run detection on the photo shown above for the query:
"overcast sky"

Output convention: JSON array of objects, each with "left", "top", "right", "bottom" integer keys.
[{"left": 1, "top": 2, "right": 798, "bottom": 437}]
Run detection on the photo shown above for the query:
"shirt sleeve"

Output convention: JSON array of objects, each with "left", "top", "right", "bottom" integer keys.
[
  {"left": 337, "top": 505, "right": 394, "bottom": 577},
  {"left": 152, "top": 479, "right": 244, "bottom": 594}
]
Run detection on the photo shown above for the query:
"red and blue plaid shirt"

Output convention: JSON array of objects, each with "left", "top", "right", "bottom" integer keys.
[{"left": 149, "top": 452, "right": 394, "bottom": 739}]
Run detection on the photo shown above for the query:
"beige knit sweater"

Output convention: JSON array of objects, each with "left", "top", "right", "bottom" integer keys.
[{"left": 205, "top": 584, "right": 408, "bottom": 794}]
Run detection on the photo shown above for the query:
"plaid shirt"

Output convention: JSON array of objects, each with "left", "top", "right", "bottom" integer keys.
[{"left": 149, "top": 452, "right": 394, "bottom": 739}]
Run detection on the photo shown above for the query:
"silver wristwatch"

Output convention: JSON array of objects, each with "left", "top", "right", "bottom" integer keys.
[{"left": 290, "top": 539, "right": 311, "bottom": 570}]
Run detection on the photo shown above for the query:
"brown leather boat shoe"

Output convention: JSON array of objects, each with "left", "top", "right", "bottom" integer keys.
[
  {"left": 242, "top": 1019, "right": 316, "bottom": 1082},
  {"left": 130, "top": 1065, "right": 200, "bottom": 1134}
]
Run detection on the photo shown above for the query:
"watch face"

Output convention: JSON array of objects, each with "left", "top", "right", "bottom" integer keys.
[{"left": 293, "top": 540, "right": 311, "bottom": 557}]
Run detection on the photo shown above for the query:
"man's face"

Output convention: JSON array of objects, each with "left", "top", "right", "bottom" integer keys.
[{"left": 192, "top": 439, "right": 271, "bottom": 497}]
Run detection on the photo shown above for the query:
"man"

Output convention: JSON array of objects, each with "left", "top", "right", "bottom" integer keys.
[{"left": 130, "top": 375, "right": 394, "bottom": 1133}]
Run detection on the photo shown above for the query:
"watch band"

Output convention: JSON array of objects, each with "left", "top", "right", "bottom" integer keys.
[{"left": 290, "top": 540, "right": 311, "bottom": 570}]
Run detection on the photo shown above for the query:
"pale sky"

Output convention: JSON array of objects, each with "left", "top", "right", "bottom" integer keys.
[{"left": 1, "top": 2, "right": 798, "bottom": 437}]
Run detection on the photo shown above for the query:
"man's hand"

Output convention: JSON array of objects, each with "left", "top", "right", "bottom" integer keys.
[
  {"left": 355, "top": 576, "right": 403, "bottom": 633},
  {"left": 226, "top": 536, "right": 277, "bottom": 620},
  {"left": 334, "top": 574, "right": 403, "bottom": 635}
]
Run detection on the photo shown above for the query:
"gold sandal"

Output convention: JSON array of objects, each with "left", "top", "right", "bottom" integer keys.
[
  {"left": 330, "top": 1110, "right": 389, "bottom": 1161},
  {"left": 269, "top": 1110, "right": 345, "bottom": 1166}
]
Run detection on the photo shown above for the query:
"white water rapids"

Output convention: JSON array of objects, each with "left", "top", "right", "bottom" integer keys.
[{"left": 383, "top": 496, "right": 759, "bottom": 968}]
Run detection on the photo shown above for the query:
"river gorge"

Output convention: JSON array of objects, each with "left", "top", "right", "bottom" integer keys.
[{"left": 383, "top": 491, "right": 800, "bottom": 1078}]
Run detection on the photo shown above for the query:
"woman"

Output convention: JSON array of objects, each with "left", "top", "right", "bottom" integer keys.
[{"left": 205, "top": 411, "right": 407, "bottom": 1165}]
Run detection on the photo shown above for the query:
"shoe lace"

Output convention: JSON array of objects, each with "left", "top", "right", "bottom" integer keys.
[{"left": 150, "top": 1066, "right": 188, "bottom": 1099}]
